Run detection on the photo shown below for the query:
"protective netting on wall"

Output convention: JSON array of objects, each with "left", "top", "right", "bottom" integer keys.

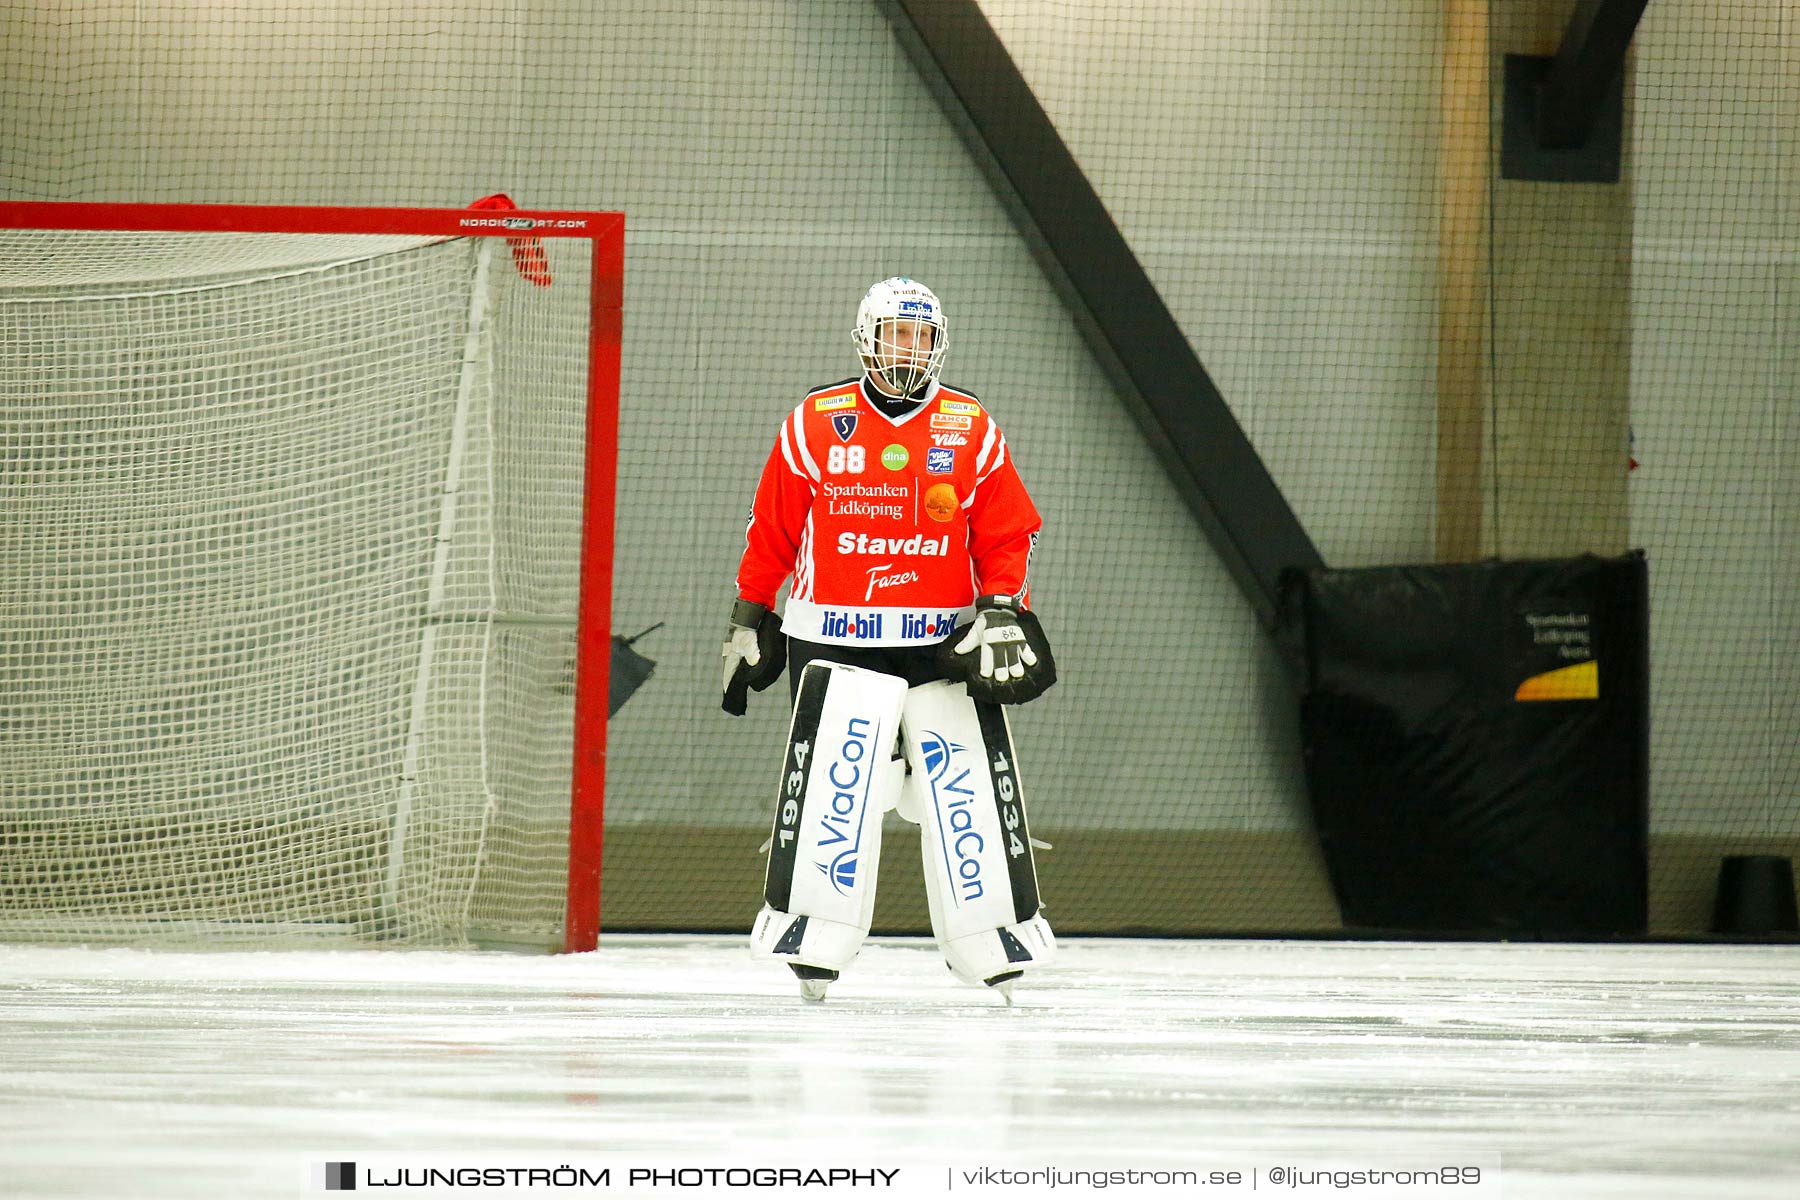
[
  {"left": 0, "top": 2, "right": 1793, "bottom": 939},
  {"left": 975, "top": 1, "right": 1800, "bottom": 930},
  {"left": 1625, "top": 3, "right": 1800, "bottom": 922}
]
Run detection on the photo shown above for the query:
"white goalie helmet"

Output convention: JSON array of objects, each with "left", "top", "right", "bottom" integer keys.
[{"left": 853, "top": 277, "right": 947, "bottom": 398}]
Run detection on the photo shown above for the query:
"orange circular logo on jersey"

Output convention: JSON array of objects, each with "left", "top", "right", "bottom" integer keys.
[{"left": 923, "top": 483, "right": 959, "bottom": 523}]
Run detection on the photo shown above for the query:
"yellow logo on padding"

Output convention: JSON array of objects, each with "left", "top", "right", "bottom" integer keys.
[
  {"left": 815, "top": 393, "right": 857, "bottom": 412},
  {"left": 938, "top": 399, "right": 979, "bottom": 416},
  {"left": 1514, "top": 659, "right": 1598, "bottom": 701}
]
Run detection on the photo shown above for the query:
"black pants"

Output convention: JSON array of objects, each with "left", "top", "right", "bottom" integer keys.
[{"left": 786, "top": 637, "right": 955, "bottom": 707}]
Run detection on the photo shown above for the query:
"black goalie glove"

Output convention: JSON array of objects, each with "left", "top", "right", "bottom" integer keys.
[
  {"left": 720, "top": 598, "right": 787, "bottom": 716},
  {"left": 937, "top": 593, "right": 1058, "bottom": 705}
]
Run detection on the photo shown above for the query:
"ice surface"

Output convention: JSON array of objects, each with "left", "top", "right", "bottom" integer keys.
[{"left": 2, "top": 936, "right": 1797, "bottom": 1198}]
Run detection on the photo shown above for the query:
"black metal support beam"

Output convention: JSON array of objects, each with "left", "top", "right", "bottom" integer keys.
[
  {"left": 1537, "top": 0, "right": 1651, "bottom": 149},
  {"left": 878, "top": 0, "right": 1323, "bottom": 629}
]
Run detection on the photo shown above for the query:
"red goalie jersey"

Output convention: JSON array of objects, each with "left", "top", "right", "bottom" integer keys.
[{"left": 736, "top": 377, "right": 1041, "bottom": 647}]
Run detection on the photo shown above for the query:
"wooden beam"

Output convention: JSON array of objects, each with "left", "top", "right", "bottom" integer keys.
[{"left": 1437, "top": 0, "right": 1490, "bottom": 562}]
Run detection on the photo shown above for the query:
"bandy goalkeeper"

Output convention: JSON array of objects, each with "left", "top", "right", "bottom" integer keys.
[{"left": 721, "top": 277, "right": 1058, "bottom": 1003}]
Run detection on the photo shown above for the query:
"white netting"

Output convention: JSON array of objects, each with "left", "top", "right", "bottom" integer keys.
[
  {"left": 0, "top": 231, "right": 445, "bottom": 289},
  {"left": 0, "top": 226, "right": 594, "bottom": 948}
]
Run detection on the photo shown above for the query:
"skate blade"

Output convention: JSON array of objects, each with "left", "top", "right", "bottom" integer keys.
[
  {"left": 790, "top": 963, "right": 837, "bottom": 1003},
  {"left": 984, "top": 969, "right": 1024, "bottom": 1006}
]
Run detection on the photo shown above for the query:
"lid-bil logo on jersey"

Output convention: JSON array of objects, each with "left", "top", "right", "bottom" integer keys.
[
  {"left": 926, "top": 448, "right": 954, "bottom": 474},
  {"left": 880, "top": 444, "right": 908, "bottom": 470},
  {"left": 820, "top": 610, "right": 883, "bottom": 640},
  {"left": 900, "top": 611, "right": 960, "bottom": 639},
  {"left": 831, "top": 412, "right": 858, "bottom": 442}
]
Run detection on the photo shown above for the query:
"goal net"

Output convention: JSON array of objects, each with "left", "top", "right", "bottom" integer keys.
[{"left": 0, "top": 202, "right": 622, "bottom": 951}]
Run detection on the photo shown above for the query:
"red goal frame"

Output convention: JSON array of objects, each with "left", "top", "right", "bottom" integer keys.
[{"left": 0, "top": 200, "right": 623, "bottom": 953}]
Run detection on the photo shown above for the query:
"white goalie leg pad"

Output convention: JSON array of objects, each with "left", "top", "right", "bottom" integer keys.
[
  {"left": 901, "top": 680, "right": 1056, "bottom": 988},
  {"left": 894, "top": 742, "right": 926, "bottom": 825},
  {"left": 751, "top": 661, "right": 907, "bottom": 975}
]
